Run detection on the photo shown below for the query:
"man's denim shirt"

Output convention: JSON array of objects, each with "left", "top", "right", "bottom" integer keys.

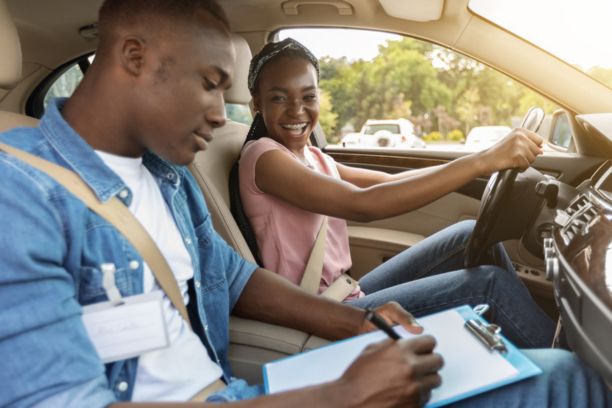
[{"left": 0, "top": 99, "right": 258, "bottom": 407}]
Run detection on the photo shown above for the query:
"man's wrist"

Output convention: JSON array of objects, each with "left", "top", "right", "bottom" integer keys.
[
  {"left": 322, "top": 302, "right": 368, "bottom": 340},
  {"left": 321, "top": 378, "right": 357, "bottom": 408},
  {"left": 347, "top": 305, "right": 369, "bottom": 337}
]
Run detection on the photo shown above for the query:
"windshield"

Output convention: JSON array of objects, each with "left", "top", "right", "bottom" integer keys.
[{"left": 469, "top": 0, "right": 612, "bottom": 89}]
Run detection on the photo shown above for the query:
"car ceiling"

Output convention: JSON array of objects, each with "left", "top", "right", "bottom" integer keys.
[
  {"left": 7, "top": 0, "right": 462, "bottom": 69},
  {"left": 6, "top": 0, "right": 612, "bottom": 116}
]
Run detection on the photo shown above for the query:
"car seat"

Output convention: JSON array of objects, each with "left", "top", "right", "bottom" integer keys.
[
  {"left": 189, "top": 34, "right": 328, "bottom": 384},
  {"left": 0, "top": 0, "right": 38, "bottom": 131}
]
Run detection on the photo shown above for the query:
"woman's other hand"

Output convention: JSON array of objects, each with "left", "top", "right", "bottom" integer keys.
[{"left": 359, "top": 301, "right": 424, "bottom": 335}]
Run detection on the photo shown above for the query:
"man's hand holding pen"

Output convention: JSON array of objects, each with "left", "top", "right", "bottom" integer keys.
[
  {"left": 343, "top": 303, "right": 444, "bottom": 407},
  {"left": 342, "top": 334, "right": 444, "bottom": 407}
]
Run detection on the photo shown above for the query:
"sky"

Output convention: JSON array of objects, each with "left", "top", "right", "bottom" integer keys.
[
  {"left": 470, "top": 0, "right": 612, "bottom": 70},
  {"left": 279, "top": 29, "right": 400, "bottom": 62},
  {"left": 280, "top": 0, "right": 612, "bottom": 70}
]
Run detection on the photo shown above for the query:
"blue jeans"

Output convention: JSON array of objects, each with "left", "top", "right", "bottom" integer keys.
[
  {"left": 347, "top": 220, "right": 555, "bottom": 348},
  {"left": 205, "top": 379, "right": 264, "bottom": 402},
  {"left": 452, "top": 349, "right": 611, "bottom": 407},
  {"left": 207, "top": 351, "right": 611, "bottom": 407}
]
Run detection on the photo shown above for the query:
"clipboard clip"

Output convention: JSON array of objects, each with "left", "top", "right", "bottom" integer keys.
[{"left": 464, "top": 318, "right": 508, "bottom": 353}]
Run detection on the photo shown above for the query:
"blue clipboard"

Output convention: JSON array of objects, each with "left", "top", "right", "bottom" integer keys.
[
  {"left": 263, "top": 305, "right": 542, "bottom": 407},
  {"left": 427, "top": 305, "right": 541, "bottom": 407}
]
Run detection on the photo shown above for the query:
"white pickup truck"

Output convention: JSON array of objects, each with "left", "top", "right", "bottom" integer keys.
[{"left": 342, "top": 119, "right": 426, "bottom": 148}]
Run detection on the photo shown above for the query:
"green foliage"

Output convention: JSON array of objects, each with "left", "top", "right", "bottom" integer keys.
[
  {"left": 518, "top": 89, "right": 558, "bottom": 115},
  {"left": 447, "top": 129, "right": 465, "bottom": 142},
  {"left": 423, "top": 131, "right": 443, "bottom": 142},
  {"left": 318, "top": 36, "right": 561, "bottom": 141},
  {"left": 318, "top": 90, "right": 339, "bottom": 143}
]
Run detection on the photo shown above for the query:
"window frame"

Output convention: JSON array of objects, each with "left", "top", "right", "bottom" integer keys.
[
  {"left": 26, "top": 53, "right": 93, "bottom": 118},
  {"left": 273, "top": 27, "right": 562, "bottom": 152}
]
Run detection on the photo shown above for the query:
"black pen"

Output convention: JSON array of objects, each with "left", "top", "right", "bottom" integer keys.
[{"left": 364, "top": 308, "right": 400, "bottom": 340}]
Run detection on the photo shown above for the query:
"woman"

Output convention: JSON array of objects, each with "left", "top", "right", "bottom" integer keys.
[{"left": 237, "top": 38, "right": 553, "bottom": 348}]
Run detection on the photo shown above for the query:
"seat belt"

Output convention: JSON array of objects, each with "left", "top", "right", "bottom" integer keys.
[
  {"left": 299, "top": 216, "right": 357, "bottom": 301},
  {"left": 0, "top": 142, "right": 191, "bottom": 326}
]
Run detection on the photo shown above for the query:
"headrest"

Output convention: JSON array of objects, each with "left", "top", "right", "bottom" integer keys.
[
  {"left": 0, "top": 0, "right": 22, "bottom": 88},
  {"left": 226, "top": 34, "right": 252, "bottom": 105}
]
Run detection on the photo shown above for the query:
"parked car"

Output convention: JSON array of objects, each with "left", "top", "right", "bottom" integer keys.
[
  {"left": 339, "top": 132, "right": 361, "bottom": 147},
  {"left": 464, "top": 125, "right": 512, "bottom": 151},
  {"left": 342, "top": 119, "right": 426, "bottom": 148}
]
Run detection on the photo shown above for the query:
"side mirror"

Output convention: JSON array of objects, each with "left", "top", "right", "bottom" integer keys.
[{"left": 546, "top": 109, "right": 573, "bottom": 150}]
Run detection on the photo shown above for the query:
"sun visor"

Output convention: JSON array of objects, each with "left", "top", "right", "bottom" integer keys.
[{"left": 379, "top": 0, "right": 444, "bottom": 22}]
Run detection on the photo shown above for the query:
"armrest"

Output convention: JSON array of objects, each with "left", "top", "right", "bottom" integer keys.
[
  {"left": 229, "top": 316, "right": 311, "bottom": 355},
  {"left": 347, "top": 226, "right": 425, "bottom": 279},
  {"left": 228, "top": 316, "right": 330, "bottom": 384},
  {"left": 348, "top": 226, "right": 424, "bottom": 252}
]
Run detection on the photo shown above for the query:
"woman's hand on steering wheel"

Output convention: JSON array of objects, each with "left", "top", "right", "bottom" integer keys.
[
  {"left": 464, "top": 107, "right": 547, "bottom": 267},
  {"left": 478, "top": 128, "right": 544, "bottom": 176}
]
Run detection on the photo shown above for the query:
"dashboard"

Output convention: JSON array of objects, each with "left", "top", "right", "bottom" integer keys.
[{"left": 546, "top": 155, "right": 611, "bottom": 385}]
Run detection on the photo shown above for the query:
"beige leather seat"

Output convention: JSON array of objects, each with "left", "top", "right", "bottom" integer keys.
[
  {"left": 189, "top": 34, "right": 327, "bottom": 384},
  {"left": 0, "top": 0, "right": 38, "bottom": 131}
]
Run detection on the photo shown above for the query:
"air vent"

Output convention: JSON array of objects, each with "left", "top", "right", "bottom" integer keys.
[
  {"left": 566, "top": 195, "right": 589, "bottom": 215},
  {"left": 561, "top": 195, "right": 598, "bottom": 244}
]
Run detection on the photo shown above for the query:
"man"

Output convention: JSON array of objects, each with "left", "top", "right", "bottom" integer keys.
[{"left": 0, "top": 1, "right": 608, "bottom": 407}]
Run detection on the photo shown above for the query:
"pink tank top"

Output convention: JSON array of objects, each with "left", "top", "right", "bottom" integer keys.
[{"left": 239, "top": 137, "right": 363, "bottom": 299}]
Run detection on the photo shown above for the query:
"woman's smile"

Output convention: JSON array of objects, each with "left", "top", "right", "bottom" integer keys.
[{"left": 280, "top": 122, "right": 310, "bottom": 137}]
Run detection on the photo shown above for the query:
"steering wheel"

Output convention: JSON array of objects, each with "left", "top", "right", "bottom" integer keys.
[{"left": 464, "top": 107, "right": 545, "bottom": 267}]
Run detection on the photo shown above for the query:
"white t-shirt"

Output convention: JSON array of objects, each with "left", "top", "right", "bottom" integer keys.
[{"left": 96, "top": 151, "right": 222, "bottom": 402}]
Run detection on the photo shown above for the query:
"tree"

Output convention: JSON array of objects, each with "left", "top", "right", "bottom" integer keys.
[
  {"left": 321, "top": 38, "right": 452, "bottom": 131},
  {"left": 318, "top": 35, "right": 564, "bottom": 140},
  {"left": 317, "top": 89, "right": 339, "bottom": 142},
  {"left": 432, "top": 105, "right": 459, "bottom": 137},
  {"left": 455, "top": 87, "right": 480, "bottom": 135},
  {"left": 518, "top": 89, "right": 558, "bottom": 115}
]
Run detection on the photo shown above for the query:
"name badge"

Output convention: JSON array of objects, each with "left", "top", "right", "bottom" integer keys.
[{"left": 81, "top": 290, "right": 169, "bottom": 363}]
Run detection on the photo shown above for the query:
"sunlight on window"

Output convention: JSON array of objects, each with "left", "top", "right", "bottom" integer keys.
[
  {"left": 279, "top": 29, "right": 400, "bottom": 62},
  {"left": 470, "top": 0, "right": 612, "bottom": 88},
  {"left": 279, "top": 28, "right": 558, "bottom": 151}
]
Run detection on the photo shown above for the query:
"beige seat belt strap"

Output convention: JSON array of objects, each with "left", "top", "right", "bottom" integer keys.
[
  {"left": 299, "top": 217, "right": 328, "bottom": 294},
  {"left": 299, "top": 216, "right": 357, "bottom": 301},
  {"left": 0, "top": 142, "right": 191, "bottom": 326}
]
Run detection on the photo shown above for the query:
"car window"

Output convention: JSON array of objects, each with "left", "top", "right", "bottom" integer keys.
[
  {"left": 43, "top": 63, "right": 85, "bottom": 110},
  {"left": 469, "top": 0, "right": 612, "bottom": 90},
  {"left": 30, "top": 55, "right": 253, "bottom": 126},
  {"left": 278, "top": 28, "right": 561, "bottom": 153},
  {"left": 226, "top": 103, "right": 253, "bottom": 125},
  {"left": 549, "top": 113, "right": 572, "bottom": 149},
  {"left": 26, "top": 56, "right": 92, "bottom": 118}
]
